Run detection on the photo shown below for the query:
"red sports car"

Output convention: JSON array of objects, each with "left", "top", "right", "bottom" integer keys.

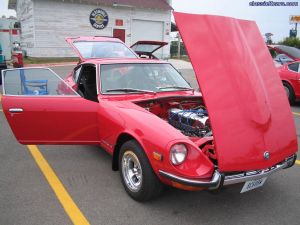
[
  {"left": 268, "top": 44, "right": 300, "bottom": 62},
  {"left": 1, "top": 12, "right": 297, "bottom": 201},
  {"left": 277, "top": 60, "right": 300, "bottom": 104}
]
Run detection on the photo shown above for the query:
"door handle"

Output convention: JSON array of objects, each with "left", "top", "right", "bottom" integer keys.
[{"left": 9, "top": 108, "right": 24, "bottom": 113}]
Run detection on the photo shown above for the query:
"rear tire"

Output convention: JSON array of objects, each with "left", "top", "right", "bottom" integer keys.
[
  {"left": 119, "top": 140, "right": 163, "bottom": 201},
  {"left": 283, "top": 82, "right": 295, "bottom": 105}
]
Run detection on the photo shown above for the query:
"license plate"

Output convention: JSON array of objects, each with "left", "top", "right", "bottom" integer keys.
[{"left": 241, "top": 177, "right": 267, "bottom": 193}]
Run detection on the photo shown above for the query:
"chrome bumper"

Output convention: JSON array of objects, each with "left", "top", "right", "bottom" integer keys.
[
  {"left": 159, "top": 154, "right": 297, "bottom": 189},
  {"left": 159, "top": 170, "right": 223, "bottom": 189}
]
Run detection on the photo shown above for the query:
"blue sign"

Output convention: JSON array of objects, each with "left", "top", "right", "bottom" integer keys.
[{"left": 90, "top": 8, "right": 109, "bottom": 30}]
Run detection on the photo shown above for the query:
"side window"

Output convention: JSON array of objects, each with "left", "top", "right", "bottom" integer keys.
[
  {"left": 3, "top": 68, "right": 78, "bottom": 96},
  {"left": 288, "top": 63, "right": 299, "bottom": 73},
  {"left": 73, "top": 66, "right": 82, "bottom": 83}
]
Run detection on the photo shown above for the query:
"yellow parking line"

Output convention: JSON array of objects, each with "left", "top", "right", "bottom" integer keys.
[
  {"left": 296, "top": 160, "right": 300, "bottom": 165},
  {"left": 27, "top": 145, "right": 90, "bottom": 225}
]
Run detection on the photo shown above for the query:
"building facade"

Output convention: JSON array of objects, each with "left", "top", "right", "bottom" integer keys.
[{"left": 8, "top": 0, "right": 172, "bottom": 58}]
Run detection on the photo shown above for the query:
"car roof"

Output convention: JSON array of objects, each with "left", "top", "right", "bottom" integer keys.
[{"left": 81, "top": 58, "right": 169, "bottom": 65}]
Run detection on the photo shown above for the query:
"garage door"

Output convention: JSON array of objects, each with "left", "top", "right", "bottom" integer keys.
[{"left": 131, "top": 20, "right": 164, "bottom": 58}]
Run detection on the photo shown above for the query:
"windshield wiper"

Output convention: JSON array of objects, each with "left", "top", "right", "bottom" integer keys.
[
  {"left": 106, "top": 88, "right": 155, "bottom": 94},
  {"left": 158, "top": 86, "right": 194, "bottom": 91}
]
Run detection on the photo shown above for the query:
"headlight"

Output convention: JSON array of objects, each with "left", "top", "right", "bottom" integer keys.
[{"left": 170, "top": 144, "right": 187, "bottom": 165}]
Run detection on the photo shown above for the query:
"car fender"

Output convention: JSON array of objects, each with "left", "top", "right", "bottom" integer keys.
[{"left": 98, "top": 100, "right": 214, "bottom": 179}]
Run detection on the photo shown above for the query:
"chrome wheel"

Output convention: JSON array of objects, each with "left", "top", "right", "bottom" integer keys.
[
  {"left": 284, "top": 85, "right": 290, "bottom": 98},
  {"left": 121, "top": 151, "right": 143, "bottom": 192}
]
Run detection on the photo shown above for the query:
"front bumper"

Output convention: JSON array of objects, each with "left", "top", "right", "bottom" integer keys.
[{"left": 159, "top": 154, "right": 297, "bottom": 189}]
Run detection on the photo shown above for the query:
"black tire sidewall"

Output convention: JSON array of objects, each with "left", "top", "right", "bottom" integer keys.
[
  {"left": 283, "top": 83, "right": 295, "bottom": 104},
  {"left": 118, "top": 140, "right": 162, "bottom": 201}
]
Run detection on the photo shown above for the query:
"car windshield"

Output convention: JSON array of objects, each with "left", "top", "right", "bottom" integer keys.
[
  {"left": 73, "top": 41, "right": 137, "bottom": 59},
  {"left": 100, "top": 63, "right": 192, "bottom": 94}
]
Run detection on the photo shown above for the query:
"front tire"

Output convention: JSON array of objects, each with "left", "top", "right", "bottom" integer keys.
[
  {"left": 283, "top": 82, "right": 295, "bottom": 104},
  {"left": 119, "top": 140, "right": 163, "bottom": 201}
]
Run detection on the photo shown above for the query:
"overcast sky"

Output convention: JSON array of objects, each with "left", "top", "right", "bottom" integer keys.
[
  {"left": 1, "top": 0, "right": 299, "bottom": 42},
  {"left": 172, "top": 0, "right": 300, "bottom": 42}
]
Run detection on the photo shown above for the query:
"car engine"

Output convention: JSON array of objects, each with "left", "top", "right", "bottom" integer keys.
[{"left": 168, "top": 108, "right": 212, "bottom": 137}]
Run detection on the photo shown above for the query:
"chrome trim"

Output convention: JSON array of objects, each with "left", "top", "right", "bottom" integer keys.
[
  {"left": 96, "top": 63, "right": 100, "bottom": 96},
  {"left": 159, "top": 170, "right": 222, "bottom": 189},
  {"left": 1, "top": 69, "right": 4, "bottom": 93},
  {"left": 159, "top": 154, "right": 296, "bottom": 189},
  {"left": 9, "top": 108, "right": 23, "bottom": 112},
  {"left": 223, "top": 155, "right": 296, "bottom": 186}
]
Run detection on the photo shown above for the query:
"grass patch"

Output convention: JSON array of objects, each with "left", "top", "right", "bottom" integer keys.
[{"left": 24, "top": 57, "right": 79, "bottom": 65}]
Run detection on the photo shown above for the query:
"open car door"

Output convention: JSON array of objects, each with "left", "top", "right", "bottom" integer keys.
[
  {"left": 174, "top": 12, "right": 297, "bottom": 172},
  {"left": 1, "top": 68, "right": 100, "bottom": 144},
  {"left": 130, "top": 41, "right": 168, "bottom": 59}
]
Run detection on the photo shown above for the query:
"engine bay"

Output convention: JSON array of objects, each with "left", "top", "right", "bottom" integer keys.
[
  {"left": 168, "top": 108, "right": 211, "bottom": 137},
  {"left": 135, "top": 97, "right": 212, "bottom": 138},
  {"left": 134, "top": 96, "right": 217, "bottom": 163}
]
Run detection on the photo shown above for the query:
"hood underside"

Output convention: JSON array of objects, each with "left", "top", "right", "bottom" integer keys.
[{"left": 174, "top": 12, "right": 297, "bottom": 171}]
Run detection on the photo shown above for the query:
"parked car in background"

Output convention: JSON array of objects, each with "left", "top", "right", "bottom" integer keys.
[
  {"left": 277, "top": 60, "right": 300, "bottom": 104},
  {"left": 0, "top": 13, "right": 297, "bottom": 201},
  {"left": 268, "top": 44, "right": 300, "bottom": 67}
]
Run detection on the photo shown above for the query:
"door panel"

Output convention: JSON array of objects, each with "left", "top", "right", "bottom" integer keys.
[
  {"left": 1, "top": 67, "right": 100, "bottom": 145},
  {"left": 2, "top": 96, "right": 100, "bottom": 144}
]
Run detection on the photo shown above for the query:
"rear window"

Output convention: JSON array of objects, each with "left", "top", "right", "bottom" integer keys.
[
  {"left": 131, "top": 44, "right": 162, "bottom": 53},
  {"left": 73, "top": 41, "right": 137, "bottom": 59}
]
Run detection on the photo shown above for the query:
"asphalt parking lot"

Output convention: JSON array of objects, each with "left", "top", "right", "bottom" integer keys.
[{"left": 0, "top": 65, "right": 300, "bottom": 225}]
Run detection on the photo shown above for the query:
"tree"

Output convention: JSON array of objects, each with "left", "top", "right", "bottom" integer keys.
[{"left": 278, "top": 37, "right": 300, "bottom": 49}]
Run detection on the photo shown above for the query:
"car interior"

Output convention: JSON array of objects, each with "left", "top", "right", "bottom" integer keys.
[{"left": 77, "top": 64, "right": 98, "bottom": 102}]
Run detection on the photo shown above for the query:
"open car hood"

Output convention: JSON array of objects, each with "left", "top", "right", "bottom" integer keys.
[
  {"left": 130, "top": 41, "right": 168, "bottom": 58},
  {"left": 65, "top": 36, "right": 137, "bottom": 61},
  {"left": 174, "top": 12, "right": 297, "bottom": 172}
]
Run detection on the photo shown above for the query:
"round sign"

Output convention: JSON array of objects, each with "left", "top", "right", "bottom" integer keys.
[{"left": 89, "top": 8, "right": 109, "bottom": 30}]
